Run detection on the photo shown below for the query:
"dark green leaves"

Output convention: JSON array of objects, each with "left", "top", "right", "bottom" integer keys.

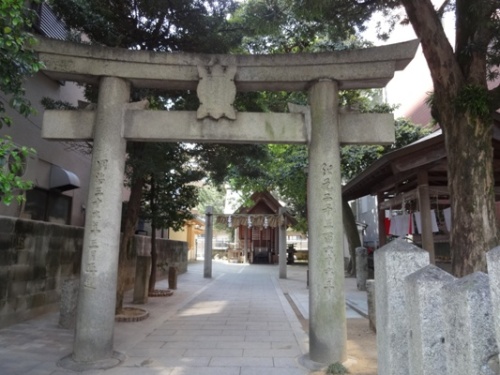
[{"left": 0, "top": 0, "right": 44, "bottom": 128}]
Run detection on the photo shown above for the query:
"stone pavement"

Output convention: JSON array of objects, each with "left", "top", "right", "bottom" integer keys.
[{"left": 0, "top": 261, "right": 368, "bottom": 375}]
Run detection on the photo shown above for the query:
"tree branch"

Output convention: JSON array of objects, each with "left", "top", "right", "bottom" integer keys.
[
  {"left": 436, "top": 0, "right": 451, "bottom": 18},
  {"left": 401, "top": 0, "right": 463, "bottom": 97}
]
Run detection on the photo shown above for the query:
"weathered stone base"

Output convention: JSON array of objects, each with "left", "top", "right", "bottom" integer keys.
[
  {"left": 57, "top": 351, "right": 125, "bottom": 371},
  {"left": 298, "top": 353, "right": 327, "bottom": 371},
  {"left": 298, "top": 353, "right": 356, "bottom": 371}
]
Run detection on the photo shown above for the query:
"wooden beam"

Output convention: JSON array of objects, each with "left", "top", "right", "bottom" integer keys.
[
  {"left": 391, "top": 147, "right": 447, "bottom": 173},
  {"left": 417, "top": 170, "right": 435, "bottom": 263},
  {"left": 379, "top": 189, "right": 418, "bottom": 210}
]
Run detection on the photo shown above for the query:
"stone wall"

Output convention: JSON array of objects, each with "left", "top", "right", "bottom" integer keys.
[
  {"left": 0, "top": 216, "right": 84, "bottom": 328},
  {"left": 134, "top": 235, "right": 188, "bottom": 276},
  {"left": 375, "top": 239, "right": 500, "bottom": 375},
  {"left": 0, "top": 216, "right": 188, "bottom": 328}
]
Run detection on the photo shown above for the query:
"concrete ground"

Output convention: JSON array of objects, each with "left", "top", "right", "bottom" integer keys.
[{"left": 0, "top": 261, "right": 374, "bottom": 375}]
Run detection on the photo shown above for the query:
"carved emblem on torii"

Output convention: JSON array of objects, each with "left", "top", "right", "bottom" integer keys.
[{"left": 197, "top": 64, "right": 237, "bottom": 120}]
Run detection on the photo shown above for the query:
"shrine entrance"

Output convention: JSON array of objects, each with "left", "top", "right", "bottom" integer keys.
[
  {"left": 35, "top": 36, "right": 418, "bottom": 370},
  {"left": 215, "top": 191, "right": 297, "bottom": 265}
]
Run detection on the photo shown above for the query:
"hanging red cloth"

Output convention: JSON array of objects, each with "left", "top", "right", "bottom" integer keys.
[{"left": 385, "top": 217, "right": 391, "bottom": 235}]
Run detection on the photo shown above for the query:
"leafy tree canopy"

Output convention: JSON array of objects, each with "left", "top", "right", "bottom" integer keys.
[
  {"left": 48, "top": 0, "right": 241, "bottom": 52},
  {"left": 0, "top": 136, "right": 35, "bottom": 205},
  {"left": 0, "top": 0, "right": 42, "bottom": 205},
  {"left": 139, "top": 143, "right": 203, "bottom": 232},
  {"left": 0, "top": 0, "right": 43, "bottom": 128}
]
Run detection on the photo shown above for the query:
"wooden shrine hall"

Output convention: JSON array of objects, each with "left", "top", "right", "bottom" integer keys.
[
  {"left": 342, "top": 116, "right": 500, "bottom": 264},
  {"left": 215, "top": 191, "right": 297, "bottom": 264}
]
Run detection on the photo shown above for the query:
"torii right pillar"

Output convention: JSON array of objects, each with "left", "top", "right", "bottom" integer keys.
[{"left": 308, "top": 79, "right": 347, "bottom": 364}]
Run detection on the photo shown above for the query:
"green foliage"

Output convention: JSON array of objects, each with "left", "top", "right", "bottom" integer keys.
[
  {"left": 196, "top": 184, "right": 226, "bottom": 214},
  {"left": 0, "top": 136, "right": 35, "bottom": 205},
  {"left": 0, "top": 1, "right": 41, "bottom": 204},
  {"left": 231, "top": 0, "right": 375, "bottom": 54},
  {"left": 40, "top": 97, "right": 77, "bottom": 110},
  {"left": 326, "top": 362, "right": 350, "bottom": 374},
  {"left": 0, "top": 0, "right": 44, "bottom": 128},
  {"left": 130, "top": 143, "right": 203, "bottom": 232},
  {"left": 48, "top": 0, "right": 241, "bottom": 52},
  {"left": 454, "top": 84, "right": 491, "bottom": 122}
]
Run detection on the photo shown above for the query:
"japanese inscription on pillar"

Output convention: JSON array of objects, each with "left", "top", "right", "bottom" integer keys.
[
  {"left": 321, "top": 162, "right": 336, "bottom": 293},
  {"left": 83, "top": 159, "right": 108, "bottom": 290},
  {"left": 197, "top": 64, "right": 237, "bottom": 120}
]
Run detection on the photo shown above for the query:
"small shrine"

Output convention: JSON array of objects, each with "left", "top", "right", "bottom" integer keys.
[{"left": 216, "top": 191, "right": 297, "bottom": 264}]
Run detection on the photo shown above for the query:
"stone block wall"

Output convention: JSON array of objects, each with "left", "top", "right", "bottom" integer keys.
[
  {"left": 375, "top": 239, "right": 500, "bottom": 375},
  {"left": 0, "top": 216, "right": 83, "bottom": 328},
  {"left": 0, "top": 216, "right": 188, "bottom": 328},
  {"left": 134, "top": 235, "right": 188, "bottom": 277}
]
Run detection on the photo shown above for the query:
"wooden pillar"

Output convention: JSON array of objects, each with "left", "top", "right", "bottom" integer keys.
[{"left": 417, "top": 171, "right": 435, "bottom": 263}]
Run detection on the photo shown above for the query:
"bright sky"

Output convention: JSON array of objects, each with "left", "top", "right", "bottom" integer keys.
[{"left": 362, "top": 3, "right": 455, "bottom": 123}]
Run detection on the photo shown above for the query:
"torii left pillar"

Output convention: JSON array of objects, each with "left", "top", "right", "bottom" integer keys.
[{"left": 58, "top": 77, "right": 130, "bottom": 371}]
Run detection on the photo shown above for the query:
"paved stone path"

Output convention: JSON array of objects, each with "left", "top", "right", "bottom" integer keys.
[{"left": 0, "top": 261, "right": 367, "bottom": 375}]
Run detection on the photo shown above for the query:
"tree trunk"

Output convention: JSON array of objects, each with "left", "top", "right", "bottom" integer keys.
[
  {"left": 148, "top": 223, "right": 157, "bottom": 293},
  {"left": 444, "top": 115, "right": 496, "bottom": 276},
  {"left": 401, "top": 0, "right": 499, "bottom": 277},
  {"left": 115, "top": 175, "right": 144, "bottom": 314},
  {"left": 148, "top": 176, "right": 157, "bottom": 294},
  {"left": 343, "top": 198, "right": 361, "bottom": 276}
]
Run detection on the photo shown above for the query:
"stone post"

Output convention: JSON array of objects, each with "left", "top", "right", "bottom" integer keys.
[
  {"left": 365, "top": 280, "right": 376, "bottom": 332},
  {"left": 59, "top": 278, "right": 79, "bottom": 329},
  {"left": 60, "top": 77, "right": 130, "bottom": 370},
  {"left": 307, "top": 79, "right": 346, "bottom": 365},
  {"left": 279, "top": 207, "right": 287, "bottom": 279},
  {"left": 355, "top": 246, "right": 368, "bottom": 291},
  {"left": 168, "top": 266, "right": 178, "bottom": 290},
  {"left": 375, "top": 239, "right": 429, "bottom": 375},
  {"left": 442, "top": 272, "right": 498, "bottom": 375},
  {"left": 487, "top": 246, "right": 500, "bottom": 368},
  {"left": 133, "top": 255, "right": 151, "bottom": 304},
  {"left": 404, "top": 265, "right": 455, "bottom": 375},
  {"left": 204, "top": 206, "right": 213, "bottom": 278}
]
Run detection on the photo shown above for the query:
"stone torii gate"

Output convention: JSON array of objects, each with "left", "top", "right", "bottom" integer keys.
[{"left": 35, "top": 36, "right": 418, "bottom": 370}]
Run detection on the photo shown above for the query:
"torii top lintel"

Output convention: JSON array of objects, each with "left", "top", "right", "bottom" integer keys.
[{"left": 34, "top": 37, "right": 419, "bottom": 92}]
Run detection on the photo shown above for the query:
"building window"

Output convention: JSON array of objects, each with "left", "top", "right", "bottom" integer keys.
[
  {"left": 32, "top": 2, "right": 69, "bottom": 40},
  {"left": 24, "top": 187, "right": 72, "bottom": 225}
]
